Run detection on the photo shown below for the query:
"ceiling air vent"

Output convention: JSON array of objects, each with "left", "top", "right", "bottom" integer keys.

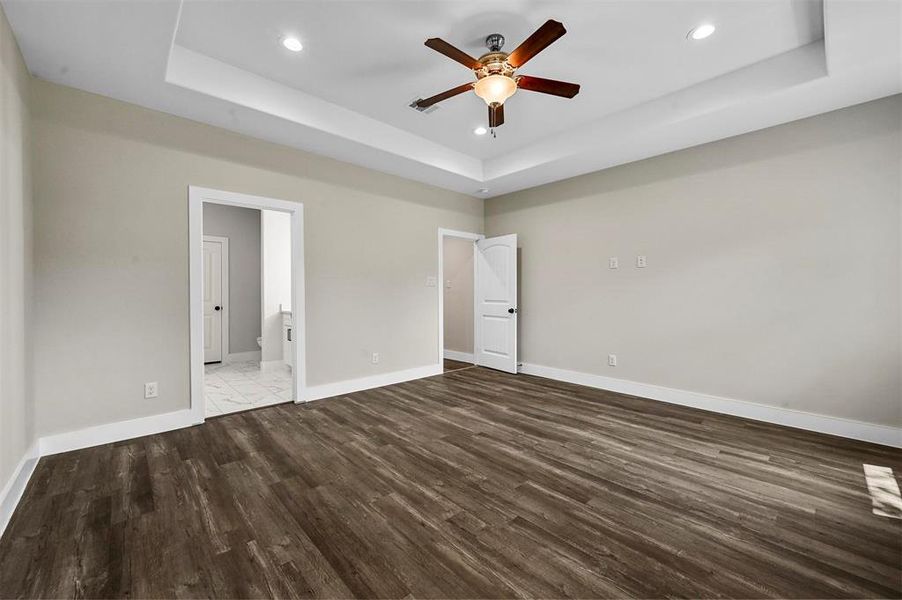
[{"left": 409, "top": 97, "right": 440, "bottom": 114}]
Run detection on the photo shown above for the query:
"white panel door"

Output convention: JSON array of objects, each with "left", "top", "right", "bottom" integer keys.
[
  {"left": 203, "top": 239, "right": 224, "bottom": 363},
  {"left": 475, "top": 234, "right": 518, "bottom": 374}
]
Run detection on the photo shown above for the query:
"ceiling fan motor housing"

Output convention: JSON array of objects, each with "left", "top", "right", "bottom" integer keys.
[{"left": 477, "top": 34, "right": 515, "bottom": 80}]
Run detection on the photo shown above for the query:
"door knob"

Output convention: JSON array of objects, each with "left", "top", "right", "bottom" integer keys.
[
  {"left": 508, "top": 308, "right": 517, "bottom": 314},
  {"left": 214, "top": 305, "right": 222, "bottom": 311}
]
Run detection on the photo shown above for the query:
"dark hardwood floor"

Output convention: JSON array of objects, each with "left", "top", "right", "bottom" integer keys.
[
  {"left": 1, "top": 367, "right": 899, "bottom": 599},
  {"left": 443, "top": 358, "right": 474, "bottom": 372}
]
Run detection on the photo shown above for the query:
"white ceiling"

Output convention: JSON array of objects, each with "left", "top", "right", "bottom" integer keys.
[
  {"left": 175, "top": 1, "right": 824, "bottom": 159},
  {"left": 3, "top": 1, "right": 900, "bottom": 197}
]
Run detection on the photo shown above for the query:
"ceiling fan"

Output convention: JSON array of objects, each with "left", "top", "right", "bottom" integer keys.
[{"left": 414, "top": 20, "right": 580, "bottom": 130}]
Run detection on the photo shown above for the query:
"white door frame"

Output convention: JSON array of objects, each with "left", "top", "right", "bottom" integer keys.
[
  {"left": 189, "top": 186, "right": 305, "bottom": 424},
  {"left": 202, "top": 235, "right": 229, "bottom": 363},
  {"left": 437, "top": 228, "right": 483, "bottom": 364}
]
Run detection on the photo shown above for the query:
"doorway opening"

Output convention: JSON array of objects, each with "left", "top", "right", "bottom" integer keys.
[
  {"left": 440, "top": 231, "right": 478, "bottom": 373},
  {"left": 201, "top": 204, "right": 294, "bottom": 417},
  {"left": 437, "top": 228, "right": 519, "bottom": 375},
  {"left": 189, "top": 187, "right": 305, "bottom": 423}
]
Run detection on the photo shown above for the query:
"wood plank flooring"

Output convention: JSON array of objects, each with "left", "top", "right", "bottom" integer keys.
[
  {"left": 1, "top": 367, "right": 899, "bottom": 598},
  {"left": 443, "top": 358, "right": 474, "bottom": 373}
]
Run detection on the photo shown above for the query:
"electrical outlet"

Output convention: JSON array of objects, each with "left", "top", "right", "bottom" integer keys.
[
  {"left": 144, "top": 381, "right": 159, "bottom": 399},
  {"left": 637, "top": 255, "right": 647, "bottom": 268},
  {"left": 608, "top": 354, "right": 617, "bottom": 367},
  {"left": 372, "top": 352, "right": 380, "bottom": 364},
  {"left": 608, "top": 257, "right": 619, "bottom": 269}
]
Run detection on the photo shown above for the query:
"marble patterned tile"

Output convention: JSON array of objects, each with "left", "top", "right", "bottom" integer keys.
[
  {"left": 203, "top": 361, "right": 293, "bottom": 417},
  {"left": 217, "top": 369, "right": 248, "bottom": 382},
  {"left": 203, "top": 377, "right": 232, "bottom": 393},
  {"left": 206, "top": 390, "right": 249, "bottom": 405},
  {"left": 206, "top": 399, "right": 225, "bottom": 416},
  {"left": 228, "top": 380, "right": 269, "bottom": 392}
]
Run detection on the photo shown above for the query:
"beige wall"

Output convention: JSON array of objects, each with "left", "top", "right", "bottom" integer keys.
[
  {"left": 31, "top": 79, "right": 482, "bottom": 438},
  {"left": 15, "top": 58, "right": 902, "bottom": 442},
  {"left": 486, "top": 95, "right": 902, "bottom": 427},
  {"left": 0, "top": 6, "right": 33, "bottom": 490},
  {"left": 443, "top": 237, "right": 474, "bottom": 355}
]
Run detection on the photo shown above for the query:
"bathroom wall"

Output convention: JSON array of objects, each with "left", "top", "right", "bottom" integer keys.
[
  {"left": 261, "top": 209, "right": 291, "bottom": 364},
  {"left": 202, "top": 202, "right": 261, "bottom": 356}
]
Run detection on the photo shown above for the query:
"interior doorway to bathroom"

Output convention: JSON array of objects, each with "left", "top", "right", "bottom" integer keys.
[{"left": 193, "top": 189, "right": 300, "bottom": 418}]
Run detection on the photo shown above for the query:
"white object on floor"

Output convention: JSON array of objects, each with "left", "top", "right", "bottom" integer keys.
[
  {"left": 204, "top": 360, "right": 292, "bottom": 417},
  {"left": 863, "top": 464, "right": 902, "bottom": 519}
]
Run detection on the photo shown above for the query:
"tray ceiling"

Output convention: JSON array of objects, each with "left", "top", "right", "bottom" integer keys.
[{"left": 3, "top": 0, "right": 900, "bottom": 196}]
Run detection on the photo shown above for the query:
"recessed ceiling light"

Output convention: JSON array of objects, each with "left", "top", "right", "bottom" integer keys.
[
  {"left": 688, "top": 23, "right": 716, "bottom": 40},
  {"left": 282, "top": 37, "right": 303, "bottom": 52},
  {"left": 473, "top": 126, "right": 488, "bottom": 136}
]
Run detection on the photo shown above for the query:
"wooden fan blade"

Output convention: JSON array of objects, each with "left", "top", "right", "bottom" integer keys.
[
  {"left": 415, "top": 83, "right": 474, "bottom": 109},
  {"left": 489, "top": 103, "right": 504, "bottom": 128},
  {"left": 425, "top": 38, "right": 482, "bottom": 70},
  {"left": 506, "top": 20, "right": 566, "bottom": 68},
  {"left": 517, "top": 75, "right": 580, "bottom": 98}
]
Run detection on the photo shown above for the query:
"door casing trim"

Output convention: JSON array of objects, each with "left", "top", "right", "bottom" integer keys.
[{"left": 189, "top": 186, "right": 305, "bottom": 423}]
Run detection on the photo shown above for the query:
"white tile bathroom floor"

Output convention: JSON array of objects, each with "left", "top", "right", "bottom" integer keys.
[{"left": 203, "top": 360, "right": 293, "bottom": 417}]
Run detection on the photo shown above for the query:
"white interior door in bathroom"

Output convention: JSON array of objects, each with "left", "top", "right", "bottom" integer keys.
[{"left": 203, "top": 236, "right": 228, "bottom": 363}]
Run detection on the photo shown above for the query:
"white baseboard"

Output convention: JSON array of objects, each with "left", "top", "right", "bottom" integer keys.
[
  {"left": 303, "top": 364, "right": 442, "bottom": 402},
  {"left": 520, "top": 363, "right": 902, "bottom": 448},
  {"left": 0, "top": 440, "right": 40, "bottom": 540},
  {"left": 443, "top": 349, "right": 475, "bottom": 363},
  {"left": 36, "top": 364, "right": 441, "bottom": 457},
  {"left": 225, "top": 350, "right": 261, "bottom": 363},
  {"left": 39, "top": 409, "right": 196, "bottom": 457}
]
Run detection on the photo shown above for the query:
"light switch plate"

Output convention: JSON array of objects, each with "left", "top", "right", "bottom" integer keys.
[
  {"left": 425, "top": 276, "right": 437, "bottom": 287},
  {"left": 608, "top": 257, "right": 619, "bottom": 269}
]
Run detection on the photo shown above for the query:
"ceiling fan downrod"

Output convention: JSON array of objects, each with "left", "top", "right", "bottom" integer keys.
[{"left": 485, "top": 33, "right": 505, "bottom": 52}]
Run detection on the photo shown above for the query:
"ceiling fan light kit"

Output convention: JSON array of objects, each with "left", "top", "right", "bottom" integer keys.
[
  {"left": 474, "top": 74, "right": 518, "bottom": 106},
  {"left": 415, "top": 19, "right": 580, "bottom": 130}
]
